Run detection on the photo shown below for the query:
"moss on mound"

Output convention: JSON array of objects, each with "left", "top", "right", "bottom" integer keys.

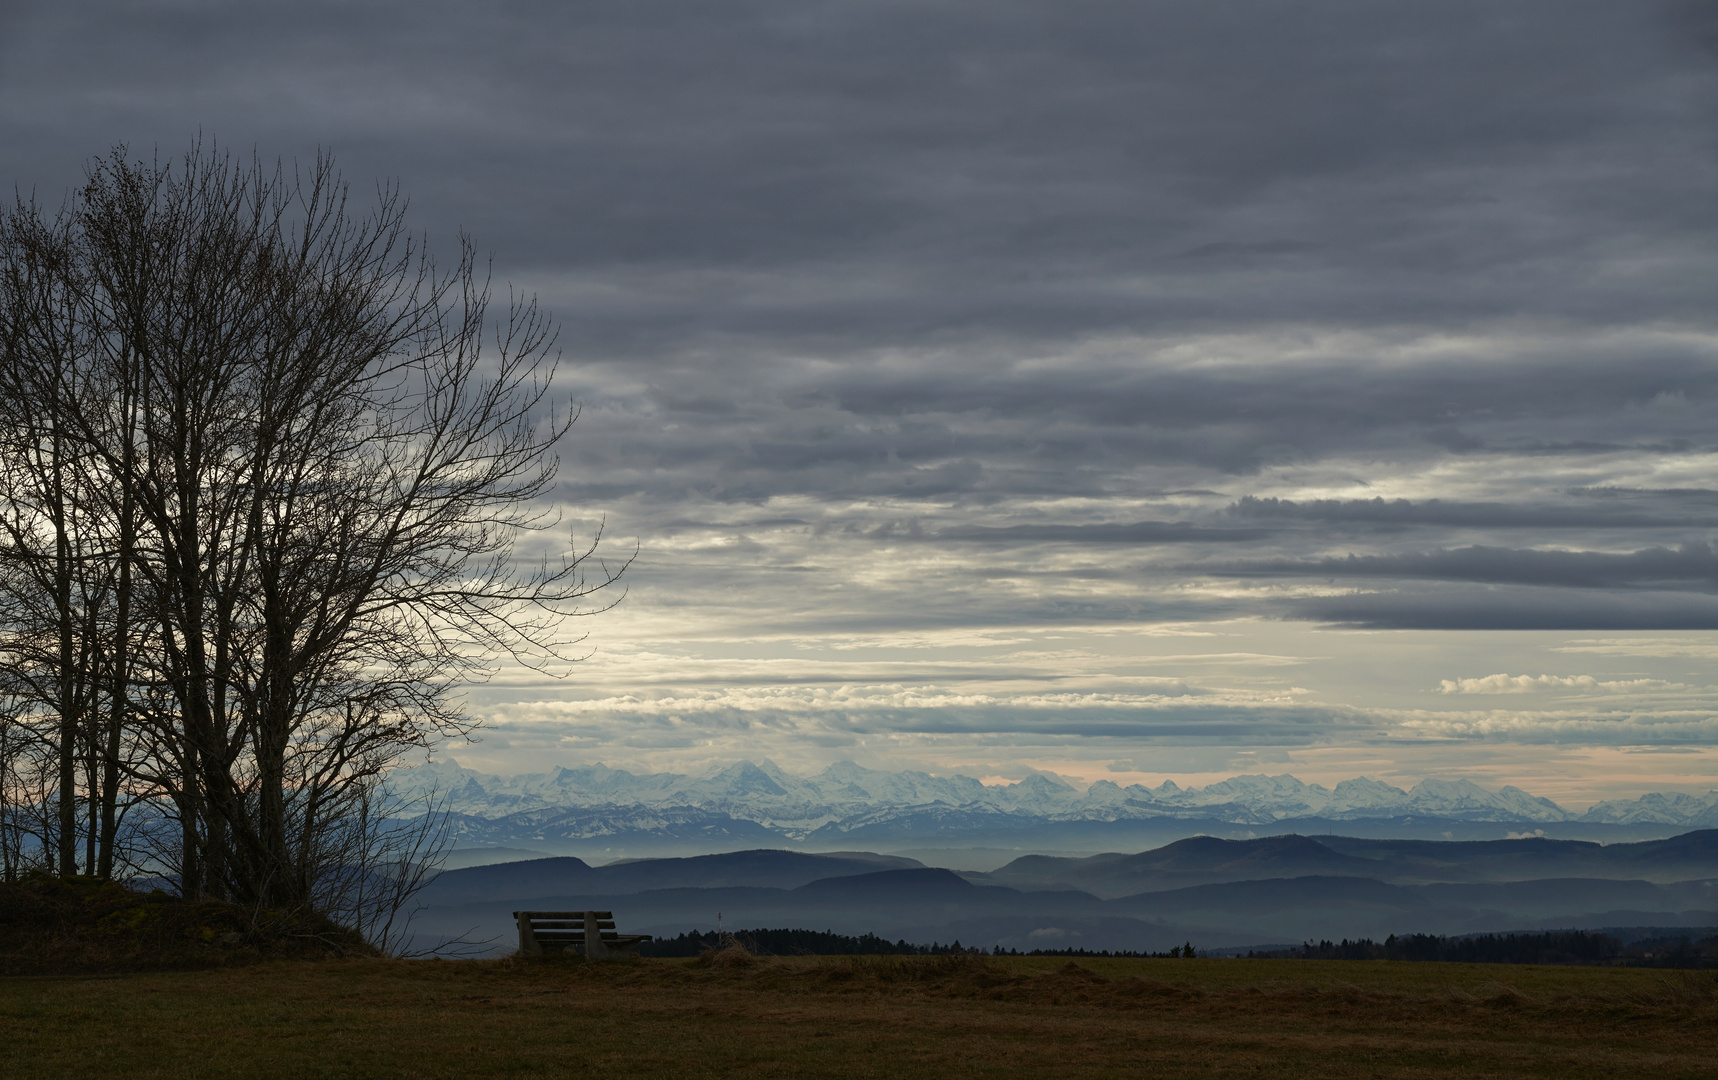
[{"left": 0, "top": 873, "right": 376, "bottom": 974}]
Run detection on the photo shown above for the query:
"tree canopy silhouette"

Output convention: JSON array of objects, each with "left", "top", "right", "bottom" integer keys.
[{"left": 0, "top": 143, "right": 623, "bottom": 922}]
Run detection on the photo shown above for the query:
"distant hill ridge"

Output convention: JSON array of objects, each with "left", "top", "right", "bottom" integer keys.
[
  {"left": 406, "top": 832, "right": 1718, "bottom": 957},
  {"left": 971, "top": 830, "right": 1718, "bottom": 897},
  {"left": 391, "top": 758, "right": 1718, "bottom": 836},
  {"left": 422, "top": 849, "right": 920, "bottom": 904}
]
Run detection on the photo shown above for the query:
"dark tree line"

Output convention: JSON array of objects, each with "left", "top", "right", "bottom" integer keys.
[
  {"left": 640, "top": 929, "right": 991, "bottom": 957},
  {"left": 639, "top": 929, "right": 1203, "bottom": 959},
  {"left": 1010, "top": 942, "right": 1198, "bottom": 958},
  {"left": 1250, "top": 931, "right": 1718, "bottom": 968},
  {"left": 0, "top": 144, "right": 621, "bottom": 936}
]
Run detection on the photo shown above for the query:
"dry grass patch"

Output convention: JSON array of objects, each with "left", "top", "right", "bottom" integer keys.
[{"left": 2, "top": 953, "right": 1714, "bottom": 1079}]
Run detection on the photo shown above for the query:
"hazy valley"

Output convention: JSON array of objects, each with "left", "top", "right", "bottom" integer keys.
[{"left": 405, "top": 829, "right": 1718, "bottom": 958}]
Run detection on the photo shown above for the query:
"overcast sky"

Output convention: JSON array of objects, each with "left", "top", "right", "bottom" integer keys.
[{"left": 5, "top": 1, "right": 1718, "bottom": 803}]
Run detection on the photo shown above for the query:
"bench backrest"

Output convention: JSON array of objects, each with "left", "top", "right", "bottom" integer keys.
[
  {"left": 513, "top": 910, "right": 646, "bottom": 958},
  {"left": 514, "top": 910, "right": 617, "bottom": 930}
]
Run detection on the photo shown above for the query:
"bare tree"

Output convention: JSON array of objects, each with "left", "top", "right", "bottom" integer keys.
[
  {"left": 0, "top": 190, "right": 114, "bottom": 877},
  {"left": 0, "top": 144, "right": 623, "bottom": 926}
]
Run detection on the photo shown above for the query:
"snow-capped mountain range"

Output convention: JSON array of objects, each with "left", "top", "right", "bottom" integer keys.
[{"left": 390, "top": 758, "right": 1718, "bottom": 835}]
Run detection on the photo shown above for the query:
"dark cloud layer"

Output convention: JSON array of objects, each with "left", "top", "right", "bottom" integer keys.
[
  {"left": 1224, "top": 542, "right": 1718, "bottom": 629},
  {"left": 4, "top": 2, "right": 1715, "bottom": 352},
  {"left": 940, "top": 522, "right": 1265, "bottom": 545},
  {"left": 1287, "top": 587, "right": 1718, "bottom": 631},
  {"left": 1236, "top": 543, "right": 1718, "bottom": 591},
  {"left": 1229, "top": 496, "right": 1718, "bottom": 531},
  {"left": 4, "top": 2, "right": 1718, "bottom": 663}
]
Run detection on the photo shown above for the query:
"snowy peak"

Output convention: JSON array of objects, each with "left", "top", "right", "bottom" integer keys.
[
  {"left": 811, "top": 761, "right": 986, "bottom": 806},
  {"left": 1325, "top": 776, "right": 1410, "bottom": 816},
  {"left": 692, "top": 761, "right": 792, "bottom": 799},
  {"left": 1180, "top": 773, "right": 1333, "bottom": 817},
  {"left": 1578, "top": 790, "right": 1718, "bottom": 826},
  {"left": 986, "top": 773, "right": 1079, "bottom": 811},
  {"left": 1401, "top": 778, "right": 1570, "bottom": 823},
  {"left": 391, "top": 758, "right": 1712, "bottom": 830},
  {"left": 1083, "top": 779, "right": 1130, "bottom": 806}
]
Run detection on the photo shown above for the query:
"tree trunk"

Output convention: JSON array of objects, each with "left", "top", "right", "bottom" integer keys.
[
  {"left": 52, "top": 424, "right": 78, "bottom": 878},
  {"left": 98, "top": 483, "right": 133, "bottom": 880}
]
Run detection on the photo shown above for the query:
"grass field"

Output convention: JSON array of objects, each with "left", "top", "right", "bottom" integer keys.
[{"left": 3, "top": 952, "right": 1714, "bottom": 1079}]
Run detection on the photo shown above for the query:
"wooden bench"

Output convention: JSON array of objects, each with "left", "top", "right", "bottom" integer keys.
[{"left": 512, "top": 910, "right": 653, "bottom": 960}]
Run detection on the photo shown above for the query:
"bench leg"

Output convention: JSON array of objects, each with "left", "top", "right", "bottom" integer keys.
[
  {"left": 516, "top": 912, "right": 543, "bottom": 956},
  {"left": 583, "top": 913, "right": 613, "bottom": 960}
]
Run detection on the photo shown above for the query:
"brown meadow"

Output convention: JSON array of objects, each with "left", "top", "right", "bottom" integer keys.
[{"left": 3, "top": 952, "right": 1714, "bottom": 1079}]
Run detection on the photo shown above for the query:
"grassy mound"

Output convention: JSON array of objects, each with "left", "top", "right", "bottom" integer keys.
[{"left": 0, "top": 873, "right": 377, "bottom": 975}]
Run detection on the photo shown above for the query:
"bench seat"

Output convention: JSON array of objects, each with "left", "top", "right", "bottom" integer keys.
[{"left": 513, "top": 910, "right": 652, "bottom": 960}]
